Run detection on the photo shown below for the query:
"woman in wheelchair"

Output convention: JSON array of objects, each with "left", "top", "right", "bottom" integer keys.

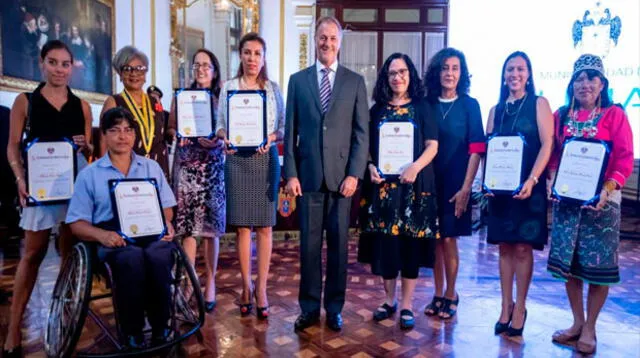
[{"left": 65, "top": 107, "right": 178, "bottom": 349}]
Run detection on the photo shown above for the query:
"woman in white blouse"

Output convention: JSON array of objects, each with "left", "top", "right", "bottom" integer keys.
[{"left": 216, "top": 32, "right": 285, "bottom": 320}]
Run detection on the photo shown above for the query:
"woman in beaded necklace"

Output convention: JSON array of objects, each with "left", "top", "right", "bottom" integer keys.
[{"left": 546, "top": 54, "right": 634, "bottom": 355}]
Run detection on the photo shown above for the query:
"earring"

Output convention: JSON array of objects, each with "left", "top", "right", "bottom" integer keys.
[
  {"left": 503, "top": 80, "right": 507, "bottom": 85},
  {"left": 526, "top": 81, "right": 530, "bottom": 86}
]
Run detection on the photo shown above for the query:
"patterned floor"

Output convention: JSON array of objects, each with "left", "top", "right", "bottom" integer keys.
[{"left": 1, "top": 228, "right": 639, "bottom": 357}]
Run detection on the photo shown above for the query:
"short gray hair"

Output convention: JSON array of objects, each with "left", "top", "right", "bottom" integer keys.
[
  {"left": 112, "top": 45, "right": 149, "bottom": 74},
  {"left": 315, "top": 16, "right": 343, "bottom": 37}
]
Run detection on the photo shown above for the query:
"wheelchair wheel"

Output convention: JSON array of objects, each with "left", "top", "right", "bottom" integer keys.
[
  {"left": 173, "top": 244, "right": 205, "bottom": 329},
  {"left": 45, "top": 243, "right": 93, "bottom": 358}
]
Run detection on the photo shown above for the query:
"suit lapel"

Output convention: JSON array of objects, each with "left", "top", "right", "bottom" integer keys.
[
  {"left": 306, "top": 65, "right": 322, "bottom": 113},
  {"left": 326, "top": 65, "right": 346, "bottom": 115}
]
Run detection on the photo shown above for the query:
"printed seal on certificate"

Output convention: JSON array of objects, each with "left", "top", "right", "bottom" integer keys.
[{"left": 109, "top": 178, "right": 167, "bottom": 243}]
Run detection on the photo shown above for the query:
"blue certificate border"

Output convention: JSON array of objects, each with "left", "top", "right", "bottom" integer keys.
[
  {"left": 174, "top": 88, "right": 215, "bottom": 139},
  {"left": 375, "top": 118, "right": 417, "bottom": 181},
  {"left": 108, "top": 178, "right": 167, "bottom": 244},
  {"left": 482, "top": 133, "right": 528, "bottom": 196},
  {"left": 551, "top": 137, "right": 611, "bottom": 206},
  {"left": 226, "top": 89, "right": 267, "bottom": 151},
  {"left": 23, "top": 137, "right": 78, "bottom": 206}
]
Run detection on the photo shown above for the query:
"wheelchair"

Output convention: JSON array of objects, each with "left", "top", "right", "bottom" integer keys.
[{"left": 44, "top": 240, "right": 205, "bottom": 357}]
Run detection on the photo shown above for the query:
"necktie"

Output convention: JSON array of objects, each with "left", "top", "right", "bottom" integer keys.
[{"left": 319, "top": 67, "right": 332, "bottom": 113}]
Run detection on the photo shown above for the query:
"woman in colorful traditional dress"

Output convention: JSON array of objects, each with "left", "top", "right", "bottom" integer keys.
[{"left": 547, "top": 54, "right": 634, "bottom": 355}]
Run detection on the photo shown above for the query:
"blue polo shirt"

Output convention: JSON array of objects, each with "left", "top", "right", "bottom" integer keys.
[{"left": 66, "top": 153, "right": 176, "bottom": 225}]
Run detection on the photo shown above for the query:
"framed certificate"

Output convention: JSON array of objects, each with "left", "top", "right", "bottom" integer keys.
[
  {"left": 24, "top": 138, "right": 78, "bottom": 206},
  {"left": 483, "top": 134, "right": 526, "bottom": 195},
  {"left": 377, "top": 120, "right": 415, "bottom": 178},
  {"left": 175, "top": 89, "right": 214, "bottom": 138},
  {"left": 226, "top": 90, "right": 267, "bottom": 150},
  {"left": 109, "top": 178, "right": 167, "bottom": 243},
  {"left": 551, "top": 138, "right": 610, "bottom": 205}
]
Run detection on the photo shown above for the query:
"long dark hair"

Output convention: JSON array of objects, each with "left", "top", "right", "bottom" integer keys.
[
  {"left": 190, "top": 48, "right": 222, "bottom": 99},
  {"left": 40, "top": 40, "right": 74, "bottom": 63},
  {"left": 497, "top": 51, "right": 536, "bottom": 105},
  {"left": 372, "top": 53, "right": 424, "bottom": 103},
  {"left": 236, "top": 32, "right": 269, "bottom": 88},
  {"left": 423, "top": 47, "right": 470, "bottom": 103}
]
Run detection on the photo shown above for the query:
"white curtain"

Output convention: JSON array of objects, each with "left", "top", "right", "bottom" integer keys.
[
  {"left": 382, "top": 32, "right": 422, "bottom": 76},
  {"left": 341, "top": 31, "right": 378, "bottom": 105},
  {"left": 424, "top": 32, "right": 446, "bottom": 73}
]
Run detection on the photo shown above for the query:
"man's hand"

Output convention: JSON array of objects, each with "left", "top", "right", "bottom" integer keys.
[
  {"left": 286, "top": 177, "right": 303, "bottom": 197},
  {"left": 340, "top": 176, "right": 358, "bottom": 197}
]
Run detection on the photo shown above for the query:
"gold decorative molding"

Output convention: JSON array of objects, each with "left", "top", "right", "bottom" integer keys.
[
  {"left": 279, "top": 0, "right": 285, "bottom": 86},
  {"left": 299, "top": 33, "right": 308, "bottom": 70},
  {"left": 0, "top": 0, "right": 116, "bottom": 104},
  {"left": 151, "top": 0, "right": 157, "bottom": 84}
]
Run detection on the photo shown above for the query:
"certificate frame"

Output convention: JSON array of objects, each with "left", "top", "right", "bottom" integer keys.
[
  {"left": 551, "top": 137, "right": 611, "bottom": 206},
  {"left": 174, "top": 88, "right": 215, "bottom": 139},
  {"left": 23, "top": 137, "right": 78, "bottom": 206},
  {"left": 226, "top": 89, "right": 267, "bottom": 151},
  {"left": 108, "top": 178, "right": 167, "bottom": 243},
  {"left": 482, "top": 133, "right": 527, "bottom": 195},
  {"left": 375, "top": 119, "right": 416, "bottom": 180}
]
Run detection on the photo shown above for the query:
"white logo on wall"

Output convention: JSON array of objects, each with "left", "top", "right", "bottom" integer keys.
[{"left": 572, "top": 1, "right": 621, "bottom": 58}]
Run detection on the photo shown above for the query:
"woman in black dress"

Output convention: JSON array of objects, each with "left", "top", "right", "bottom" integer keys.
[
  {"left": 485, "top": 51, "right": 554, "bottom": 336},
  {"left": 422, "top": 48, "right": 485, "bottom": 320},
  {"left": 359, "top": 53, "right": 438, "bottom": 329}
]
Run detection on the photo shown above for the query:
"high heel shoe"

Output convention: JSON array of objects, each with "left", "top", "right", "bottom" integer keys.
[
  {"left": 254, "top": 288, "right": 269, "bottom": 320},
  {"left": 239, "top": 284, "right": 254, "bottom": 317},
  {"left": 507, "top": 309, "right": 527, "bottom": 337},
  {"left": 494, "top": 302, "right": 514, "bottom": 335}
]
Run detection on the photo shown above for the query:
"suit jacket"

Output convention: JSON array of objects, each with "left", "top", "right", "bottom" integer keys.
[{"left": 284, "top": 64, "right": 369, "bottom": 192}]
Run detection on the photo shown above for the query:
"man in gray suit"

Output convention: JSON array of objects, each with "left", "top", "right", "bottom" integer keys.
[{"left": 284, "top": 16, "right": 369, "bottom": 332}]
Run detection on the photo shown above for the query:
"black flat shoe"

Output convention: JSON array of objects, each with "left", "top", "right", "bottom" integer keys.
[
  {"left": 205, "top": 301, "right": 217, "bottom": 312},
  {"left": 294, "top": 311, "right": 320, "bottom": 331},
  {"left": 400, "top": 309, "right": 415, "bottom": 330},
  {"left": 326, "top": 313, "right": 343, "bottom": 331},
  {"left": 2, "top": 345, "right": 22, "bottom": 358},
  {"left": 494, "top": 302, "right": 514, "bottom": 335},
  {"left": 507, "top": 309, "right": 528, "bottom": 337},
  {"left": 373, "top": 302, "right": 397, "bottom": 321}
]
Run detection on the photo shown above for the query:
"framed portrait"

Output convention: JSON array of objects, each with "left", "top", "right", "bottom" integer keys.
[{"left": 0, "top": 0, "right": 115, "bottom": 103}]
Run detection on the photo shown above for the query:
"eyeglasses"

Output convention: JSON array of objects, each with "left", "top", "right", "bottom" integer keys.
[
  {"left": 388, "top": 69, "right": 409, "bottom": 79},
  {"left": 192, "top": 63, "right": 214, "bottom": 71},
  {"left": 106, "top": 127, "right": 135, "bottom": 135},
  {"left": 121, "top": 65, "right": 148, "bottom": 74}
]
